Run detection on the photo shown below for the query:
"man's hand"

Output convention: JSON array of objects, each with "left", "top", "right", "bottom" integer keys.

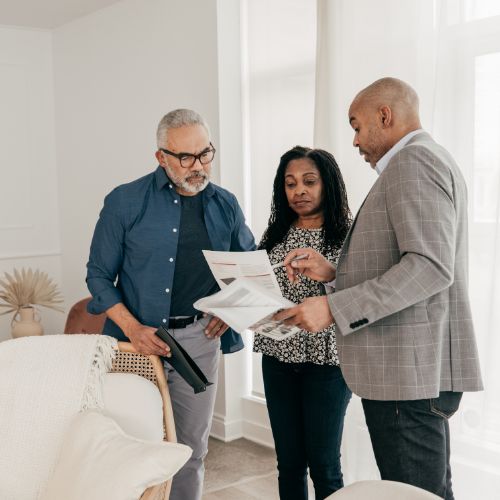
[
  {"left": 126, "top": 324, "right": 171, "bottom": 357},
  {"left": 283, "top": 248, "right": 336, "bottom": 284},
  {"left": 204, "top": 315, "right": 229, "bottom": 338},
  {"left": 106, "top": 302, "right": 170, "bottom": 356},
  {"left": 273, "top": 296, "right": 335, "bottom": 333}
]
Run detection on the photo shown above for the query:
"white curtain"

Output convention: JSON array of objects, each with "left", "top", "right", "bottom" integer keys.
[{"left": 314, "top": 1, "right": 500, "bottom": 497}]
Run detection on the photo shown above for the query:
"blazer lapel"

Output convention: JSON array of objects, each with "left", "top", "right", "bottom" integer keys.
[
  {"left": 337, "top": 193, "right": 369, "bottom": 270},
  {"left": 337, "top": 159, "right": 396, "bottom": 270}
]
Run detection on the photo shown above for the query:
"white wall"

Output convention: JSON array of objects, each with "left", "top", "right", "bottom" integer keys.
[
  {"left": 53, "top": 0, "right": 221, "bottom": 309},
  {"left": 210, "top": 0, "right": 252, "bottom": 441},
  {"left": 0, "top": 26, "right": 63, "bottom": 340},
  {"left": 52, "top": 0, "right": 252, "bottom": 436},
  {"left": 1, "top": 0, "right": 249, "bottom": 441},
  {"left": 0, "top": 2, "right": 224, "bottom": 329}
]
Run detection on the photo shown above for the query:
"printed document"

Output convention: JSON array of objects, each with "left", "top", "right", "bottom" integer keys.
[
  {"left": 194, "top": 278, "right": 301, "bottom": 340},
  {"left": 202, "top": 250, "right": 281, "bottom": 293},
  {"left": 196, "top": 251, "right": 301, "bottom": 341}
]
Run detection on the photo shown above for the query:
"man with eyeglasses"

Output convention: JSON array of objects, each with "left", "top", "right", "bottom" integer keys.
[{"left": 86, "top": 109, "right": 255, "bottom": 500}]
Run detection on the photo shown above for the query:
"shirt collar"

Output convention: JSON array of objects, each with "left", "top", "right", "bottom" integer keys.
[
  {"left": 155, "top": 165, "right": 170, "bottom": 189},
  {"left": 154, "top": 165, "right": 215, "bottom": 197},
  {"left": 375, "top": 129, "right": 424, "bottom": 175}
]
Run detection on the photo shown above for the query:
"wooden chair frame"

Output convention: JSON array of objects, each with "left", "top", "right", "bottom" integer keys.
[
  {"left": 113, "top": 342, "right": 176, "bottom": 500},
  {"left": 64, "top": 298, "right": 178, "bottom": 499}
]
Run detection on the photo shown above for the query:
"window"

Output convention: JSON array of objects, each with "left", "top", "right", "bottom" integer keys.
[
  {"left": 444, "top": 0, "right": 500, "bottom": 24},
  {"left": 242, "top": 0, "right": 316, "bottom": 397},
  {"left": 473, "top": 52, "right": 500, "bottom": 223},
  {"left": 437, "top": 1, "right": 500, "bottom": 455}
]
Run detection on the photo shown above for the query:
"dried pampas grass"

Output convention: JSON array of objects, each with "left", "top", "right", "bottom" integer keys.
[{"left": 0, "top": 268, "right": 64, "bottom": 315}]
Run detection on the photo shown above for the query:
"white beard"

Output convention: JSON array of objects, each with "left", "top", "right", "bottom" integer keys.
[{"left": 165, "top": 165, "right": 210, "bottom": 194}]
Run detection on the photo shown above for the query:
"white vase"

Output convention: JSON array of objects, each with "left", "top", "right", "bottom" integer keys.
[{"left": 11, "top": 306, "right": 44, "bottom": 338}]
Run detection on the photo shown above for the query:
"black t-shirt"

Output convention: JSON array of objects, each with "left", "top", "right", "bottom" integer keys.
[{"left": 170, "top": 193, "right": 219, "bottom": 316}]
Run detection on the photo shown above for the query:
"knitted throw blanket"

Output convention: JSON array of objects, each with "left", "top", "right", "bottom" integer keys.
[{"left": 0, "top": 334, "right": 117, "bottom": 500}]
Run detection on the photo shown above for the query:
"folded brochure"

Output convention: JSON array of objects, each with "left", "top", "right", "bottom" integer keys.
[{"left": 194, "top": 277, "right": 301, "bottom": 341}]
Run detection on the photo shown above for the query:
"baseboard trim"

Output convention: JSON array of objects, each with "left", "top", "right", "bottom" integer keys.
[
  {"left": 242, "top": 419, "right": 274, "bottom": 448},
  {"left": 210, "top": 413, "right": 243, "bottom": 442},
  {"left": 210, "top": 397, "right": 275, "bottom": 447},
  {"left": 241, "top": 396, "right": 274, "bottom": 448}
]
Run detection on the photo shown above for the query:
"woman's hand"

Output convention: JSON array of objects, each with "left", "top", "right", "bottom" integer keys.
[{"left": 283, "top": 248, "right": 336, "bottom": 284}]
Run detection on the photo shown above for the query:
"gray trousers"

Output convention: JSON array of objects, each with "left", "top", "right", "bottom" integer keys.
[{"left": 164, "top": 317, "right": 220, "bottom": 500}]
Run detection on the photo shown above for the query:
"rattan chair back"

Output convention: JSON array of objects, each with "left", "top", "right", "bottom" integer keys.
[{"left": 114, "top": 342, "right": 176, "bottom": 500}]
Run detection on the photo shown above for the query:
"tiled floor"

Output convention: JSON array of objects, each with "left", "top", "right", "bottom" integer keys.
[{"left": 203, "top": 437, "right": 315, "bottom": 499}]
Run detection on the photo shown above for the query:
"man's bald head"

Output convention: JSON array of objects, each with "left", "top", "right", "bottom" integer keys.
[
  {"left": 348, "top": 77, "right": 422, "bottom": 169},
  {"left": 352, "top": 77, "right": 420, "bottom": 124}
]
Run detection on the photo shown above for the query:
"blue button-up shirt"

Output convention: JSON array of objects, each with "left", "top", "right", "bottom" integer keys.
[{"left": 86, "top": 166, "right": 256, "bottom": 353}]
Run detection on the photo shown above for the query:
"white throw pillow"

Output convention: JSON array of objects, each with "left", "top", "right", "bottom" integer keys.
[
  {"left": 41, "top": 411, "right": 192, "bottom": 500},
  {"left": 102, "top": 372, "right": 164, "bottom": 441}
]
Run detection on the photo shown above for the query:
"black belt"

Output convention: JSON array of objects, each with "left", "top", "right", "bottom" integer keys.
[{"left": 168, "top": 312, "right": 204, "bottom": 329}]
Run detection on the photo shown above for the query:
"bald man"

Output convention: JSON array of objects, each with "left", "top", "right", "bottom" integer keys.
[{"left": 275, "top": 77, "right": 483, "bottom": 499}]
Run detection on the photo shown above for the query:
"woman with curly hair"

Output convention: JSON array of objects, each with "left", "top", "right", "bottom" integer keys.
[{"left": 254, "top": 146, "right": 352, "bottom": 500}]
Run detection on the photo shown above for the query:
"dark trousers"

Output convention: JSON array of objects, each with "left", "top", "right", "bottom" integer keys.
[
  {"left": 362, "top": 391, "right": 463, "bottom": 500},
  {"left": 262, "top": 355, "right": 352, "bottom": 500}
]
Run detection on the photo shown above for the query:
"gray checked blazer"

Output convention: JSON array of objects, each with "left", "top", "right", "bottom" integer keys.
[{"left": 328, "top": 132, "right": 483, "bottom": 401}]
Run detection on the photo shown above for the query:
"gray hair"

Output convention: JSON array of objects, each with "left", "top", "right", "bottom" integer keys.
[{"left": 156, "top": 108, "right": 211, "bottom": 148}]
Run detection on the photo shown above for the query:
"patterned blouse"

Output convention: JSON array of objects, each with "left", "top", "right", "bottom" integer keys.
[{"left": 253, "top": 225, "right": 340, "bottom": 366}]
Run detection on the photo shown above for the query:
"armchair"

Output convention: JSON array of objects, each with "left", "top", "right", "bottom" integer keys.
[
  {"left": 0, "top": 332, "right": 184, "bottom": 500},
  {"left": 64, "top": 296, "right": 106, "bottom": 334},
  {"left": 63, "top": 298, "right": 179, "bottom": 499}
]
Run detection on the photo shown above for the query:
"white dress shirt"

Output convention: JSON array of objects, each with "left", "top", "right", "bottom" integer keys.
[{"left": 375, "top": 129, "right": 424, "bottom": 175}]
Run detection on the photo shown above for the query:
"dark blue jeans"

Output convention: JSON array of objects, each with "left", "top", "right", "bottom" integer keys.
[
  {"left": 362, "top": 391, "right": 463, "bottom": 500},
  {"left": 262, "top": 355, "right": 352, "bottom": 500}
]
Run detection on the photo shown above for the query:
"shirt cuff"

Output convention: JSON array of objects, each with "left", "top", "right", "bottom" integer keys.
[
  {"left": 87, "top": 287, "right": 123, "bottom": 315},
  {"left": 323, "top": 279, "right": 336, "bottom": 292}
]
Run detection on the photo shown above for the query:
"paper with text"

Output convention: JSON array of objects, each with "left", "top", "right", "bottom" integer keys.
[
  {"left": 202, "top": 250, "right": 281, "bottom": 293},
  {"left": 194, "top": 277, "right": 301, "bottom": 341}
]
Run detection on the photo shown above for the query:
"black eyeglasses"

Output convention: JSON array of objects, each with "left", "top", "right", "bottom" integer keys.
[{"left": 159, "top": 143, "right": 216, "bottom": 168}]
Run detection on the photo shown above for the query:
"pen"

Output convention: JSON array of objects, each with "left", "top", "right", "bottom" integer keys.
[{"left": 271, "top": 253, "right": 309, "bottom": 270}]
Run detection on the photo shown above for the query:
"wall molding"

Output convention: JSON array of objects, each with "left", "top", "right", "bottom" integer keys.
[
  {"left": 210, "top": 412, "right": 243, "bottom": 442},
  {"left": 210, "top": 396, "right": 274, "bottom": 448},
  {"left": 0, "top": 24, "right": 51, "bottom": 33},
  {"left": 241, "top": 396, "right": 274, "bottom": 447},
  {"left": 242, "top": 419, "right": 274, "bottom": 449},
  {"left": 0, "top": 251, "right": 61, "bottom": 261},
  {"left": 0, "top": 224, "right": 34, "bottom": 230}
]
